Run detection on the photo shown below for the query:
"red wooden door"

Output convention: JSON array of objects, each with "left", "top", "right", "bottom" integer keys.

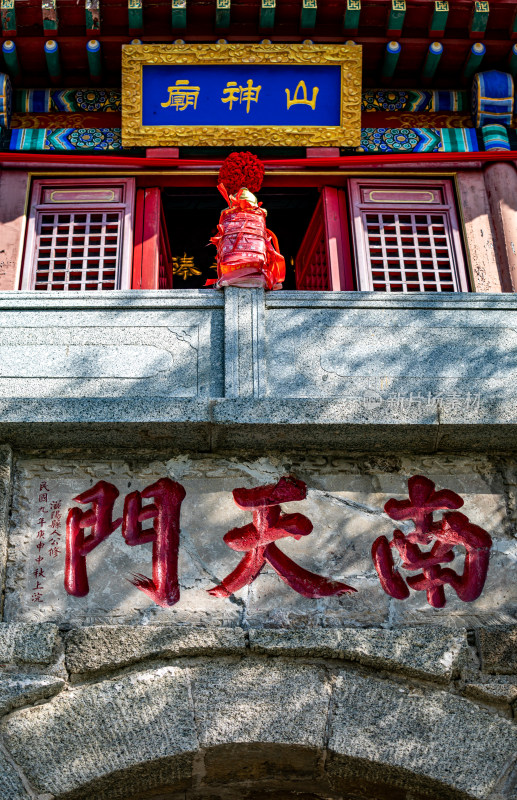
[
  {"left": 295, "top": 186, "right": 354, "bottom": 291},
  {"left": 132, "top": 188, "right": 173, "bottom": 289}
]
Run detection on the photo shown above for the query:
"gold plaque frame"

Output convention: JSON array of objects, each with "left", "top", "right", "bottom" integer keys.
[{"left": 121, "top": 43, "right": 361, "bottom": 148}]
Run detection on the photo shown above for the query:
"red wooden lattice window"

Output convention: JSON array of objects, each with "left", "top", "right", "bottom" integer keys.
[
  {"left": 21, "top": 179, "right": 134, "bottom": 291},
  {"left": 348, "top": 179, "right": 469, "bottom": 293}
]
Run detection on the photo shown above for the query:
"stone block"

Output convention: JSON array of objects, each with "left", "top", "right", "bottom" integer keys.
[
  {"left": 0, "top": 749, "right": 32, "bottom": 800},
  {"left": 477, "top": 626, "right": 517, "bottom": 674},
  {"left": 190, "top": 660, "right": 330, "bottom": 751},
  {"left": 249, "top": 626, "right": 466, "bottom": 683},
  {"left": 0, "top": 623, "right": 59, "bottom": 664},
  {"left": 0, "top": 673, "right": 64, "bottom": 715},
  {"left": 327, "top": 669, "right": 517, "bottom": 799},
  {"left": 1, "top": 666, "right": 197, "bottom": 798},
  {"left": 464, "top": 676, "right": 517, "bottom": 706},
  {"left": 65, "top": 624, "right": 246, "bottom": 675}
]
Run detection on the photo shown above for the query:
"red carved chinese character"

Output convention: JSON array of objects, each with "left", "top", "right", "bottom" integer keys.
[
  {"left": 50, "top": 500, "right": 61, "bottom": 510},
  {"left": 65, "top": 481, "right": 121, "bottom": 597},
  {"left": 208, "top": 475, "right": 356, "bottom": 599},
  {"left": 122, "top": 478, "right": 186, "bottom": 608},
  {"left": 39, "top": 493, "right": 47, "bottom": 503},
  {"left": 36, "top": 530, "right": 45, "bottom": 539},
  {"left": 31, "top": 592, "right": 43, "bottom": 602},
  {"left": 372, "top": 475, "right": 492, "bottom": 608},
  {"left": 33, "top": 568, "right": 45, "bottom": 578},
  {"left": 35, "top": 555, "right": 44, "bottom": 564},
  {"left": 49, "top": 547, "right": 61, "bottom": 558},
  {"left": 40, "top": 482, "right": 49, "bottom": 492}
]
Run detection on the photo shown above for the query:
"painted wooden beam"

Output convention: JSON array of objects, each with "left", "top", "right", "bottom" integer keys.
[
  {"left": 386, "top": 0, "right": 405, "bottom": 37},
  {"left": 87, "top": 39, "right": 102, "bottom": 81},
  {"left": 215, "top": 0, "right": 230, "bottom": 29},
  {"left": 300, "top": 0, "right": 317, "bottom": 30},
  {"left": 463, "top": 41, "right": 486, "bottom": 81},
  {"left": 128, "top": 0, "right": 143, "bottom": 32},
  {"left": 429, "top": 1, "right": 448, "bottom": 37},
  {"left": 0, "top": 0, "right": 16, "bottom": 37},
  {"left": 469, "top": 1, "right": 489, "bottom": 39},
  {"left": 171, "top": 0, "right": 187, "bottom": 29},
  {"left": 42, "top": 0, "right": 58, "bottom": 34},
  {"left": 422, "top": 41, "right": 443, "bottom": 83},
  {"left": 259, "top": 0, "right": 275, "bottom": 29},
  {"left": 381, "top": 40, "right": 401, "bottom": 82},
  {"left": 44, "top": 39, "right": 61, "bottom": 83},
  {"left": 2, "top": 39, "right": 19, "bottom": 79},
  {"left": 85, "top": 0, "right": 101, "bottom": 34},
  {"left": 343, "top": 0, "right": 360, "bottom": 33}
]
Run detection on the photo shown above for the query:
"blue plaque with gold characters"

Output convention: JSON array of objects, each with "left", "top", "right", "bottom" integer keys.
[{"left": 121, "top": 43, "right": 361, "bottom": 148}]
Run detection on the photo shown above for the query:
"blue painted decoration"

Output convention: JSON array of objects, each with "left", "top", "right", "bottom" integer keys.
[
  {"left": 141, "top": 64, "right": 341, "bottom": 127},
  {"left": 472, "top": 70, "right": 514, "bottom": 127}
]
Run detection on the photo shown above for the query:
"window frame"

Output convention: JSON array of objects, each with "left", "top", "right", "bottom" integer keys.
[
  {"left": 348, "top": 177, "right": 469, "bottom": 293},
  {"left": 21, "top": 177, "right": 135, "bottom": 291}
]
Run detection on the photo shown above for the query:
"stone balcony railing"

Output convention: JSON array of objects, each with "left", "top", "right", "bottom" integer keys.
[{"left": 0, "top": 287, "right": 516, "bottom": 451}]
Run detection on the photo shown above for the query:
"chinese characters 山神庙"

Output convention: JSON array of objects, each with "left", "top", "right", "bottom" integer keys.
[
  {"left": 63, "top": 474, "right": 492, "bottom": 610},
  {"left": 159, "top": 78, "right": 320, "bottom": 113}
]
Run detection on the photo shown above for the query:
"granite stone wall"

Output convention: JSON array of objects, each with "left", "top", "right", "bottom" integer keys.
[
  {"left": 0, "top": 447, "right": 515, "bottom": 799},
  {"left": 0, "top": 288, "right": 516, "bottom": 799}
]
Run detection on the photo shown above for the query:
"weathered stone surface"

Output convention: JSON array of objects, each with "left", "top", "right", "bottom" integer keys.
[
  {"left": 191, "top": 660, "right": 330, "bottom": 750},
  {"left": 1, "top": 666, "right": 197, "bottom": 799},
  {"left": 477, "top": 626, "right": 517, "bottom": 674},
  {"left": 249, "top": 626, "right": 466, "bottom": 682},
  {"left": 190, "top": 659, "right": 331, "bottom": 787},
  {"left": 0, "top": 623, "right": 59, "bottom": 665},
  {"left": 0, "top": 673, "right": 64, "bottom": 715},
  {"left": 464, "top": 676, "right": 517, "bottom": 706},
  {"left": 0, "top": 748, "right": 32, "bottom": 800},
  {"left": 65, "top": 624, "right": 246, "bottom": 675},
  {"left": 328, "top": 669, "right": 517, "bottom": 799}
]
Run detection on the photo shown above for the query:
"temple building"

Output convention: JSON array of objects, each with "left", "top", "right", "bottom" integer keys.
[{"left": 0, "top": 1, "right": 516, "bottom": 799}]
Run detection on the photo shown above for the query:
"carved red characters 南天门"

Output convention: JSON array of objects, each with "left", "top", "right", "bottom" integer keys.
[
  {"left": 208, "top": 475, "right": 356, "bottom": 598},
  {"left": 372, "top": 475, "right": 492, "bottom": 608}
]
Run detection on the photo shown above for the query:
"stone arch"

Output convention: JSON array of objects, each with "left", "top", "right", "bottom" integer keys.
[{"left": 1, "top": 657, "right": 515, "bottom": 800}]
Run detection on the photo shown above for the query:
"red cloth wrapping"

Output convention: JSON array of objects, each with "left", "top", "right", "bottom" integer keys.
[{"left": 207, "top": 184, "right": 285, "bottom": 290}]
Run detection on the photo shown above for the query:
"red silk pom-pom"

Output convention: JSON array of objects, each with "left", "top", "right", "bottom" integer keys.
[{"left": 218, "top": 151, "right": 265, "bottom": 196}]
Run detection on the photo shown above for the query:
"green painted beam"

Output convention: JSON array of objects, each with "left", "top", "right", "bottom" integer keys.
[
  {"left": 216, "top": 0, "right": 230, "bottom": 29},
  {"left": 42, "top": 0, "right": 58, "bottom": 33},
  {"left": 128, "top": 0, "right": 143, "bottom": 31},
  {"left": 259, "top": 0, "right": 275, "bottom": 29},
  {"left": 463, "top": 41, "right": 486, "bottom": 82},
  {"left": 429, "top": 1, "right": 448, "bottom": 36},
  {"left": 85, "top": 0, "right": 101, "bottom": 33},
  {"left": 2, "top": 40, "right": 19, "bottom": 79},
  {"left": 422, "top": 41, "right": 443, "bottom": 83},
  {"left": 343, "top": 0, "right": 360, "bottom": 32},
  {"left": 300, "top": 0, "right": 317, "bottom": 30},
  {"left": 382, "top": 40, "right": 401, "bottom": 82},
  {"left": 469, "top": 0, "right": 489, "bottom": 38},
  {"left": 387, "top": 0, "right": 405, "bottom": 36},
  {"left": 171, "top": 0, "right": 187, "bottom": 29},
  {"left": 87, "top": 39, "right": 102, "bottom": 81},
  {"left": 0, "top": 0, "right": 16, "bottom": 37},
  {"left": 44, "top": 39, "right": 61, "bottom": 83}
]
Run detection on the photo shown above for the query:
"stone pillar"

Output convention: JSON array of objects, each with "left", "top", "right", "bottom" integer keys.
[
  {"left": 224, "top": 287, "right": 266, "bottom": 398},
  {"left": 456, "top": 170, "right": 503, "bottom": 292},
  {"left": 0, "top": 170, "right": 28, "bottom": 290},
  {"left": 484, "top": 161, "right": 517, "bottom": 292}
]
